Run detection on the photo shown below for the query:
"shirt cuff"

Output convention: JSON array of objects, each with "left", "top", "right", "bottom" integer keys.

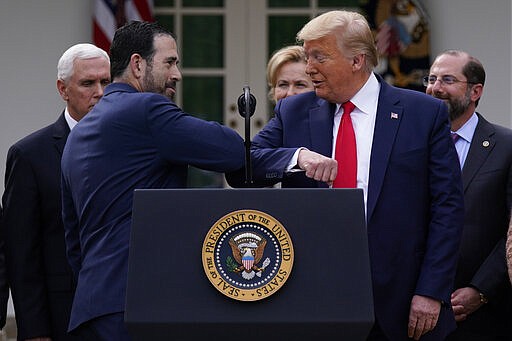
[{"left": 285, "top": 147, "right": 307, "bottom": 173}]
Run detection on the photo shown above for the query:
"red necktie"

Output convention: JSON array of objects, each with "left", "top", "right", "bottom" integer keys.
[{"left": 333, "top": 101, "right": 357, "bottom": 188}]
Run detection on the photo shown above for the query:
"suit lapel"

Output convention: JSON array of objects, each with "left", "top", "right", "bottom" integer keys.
[
  {"left": 53, "top": 112, "right": 71, "bottom": 156},
  {"left": 309, "top": 99, "right": 336, "bottom": 157},
  {"left": 367, "top": 81, "right": 402, "bottom": 221},
  {"left": 461, "top": 113, "right": 495, "bottom": 191}
]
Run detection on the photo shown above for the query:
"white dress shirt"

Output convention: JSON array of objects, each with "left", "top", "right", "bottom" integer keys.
[
  {"left": 64, "top": 107, "right": 79, "bottom": 130},
  {"left": 287, "top": 73, "right": 380, "bottom": 207},
  {"left": 332, "top": 73, "right": 380, "bottom": 206}
]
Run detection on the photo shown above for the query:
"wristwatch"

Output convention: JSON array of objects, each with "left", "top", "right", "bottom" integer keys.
[{"left": 479, "top": 292, "right": 489, "bottom": 304}]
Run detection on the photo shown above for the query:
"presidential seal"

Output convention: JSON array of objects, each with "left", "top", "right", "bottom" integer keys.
[{"left": 202, "top": 209, "right": 294, "bottom": 301}]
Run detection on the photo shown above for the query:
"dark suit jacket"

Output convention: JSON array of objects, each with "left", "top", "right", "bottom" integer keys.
[
  {"left": 229, "top": 76, "right": 465, "bottom": 340},
  {"left": 448, "top": 113, "right": 512, "bottom": 339},
  {"left": 1, "top": 114, "right": 76, "bottom": 340},
  {"left": 0, "top": 206, "right": 9, "bottom": 329},
  {"left": 61, "top": 83, "right": 245, "bottom": 331}
]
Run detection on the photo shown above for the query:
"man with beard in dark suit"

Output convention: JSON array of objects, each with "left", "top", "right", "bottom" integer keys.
[
  {"left": 426, "top": 49, "right": 512, "bottom": 341},
  {"left": 61, "top": 22, "right": 245, "bottom": 339}
]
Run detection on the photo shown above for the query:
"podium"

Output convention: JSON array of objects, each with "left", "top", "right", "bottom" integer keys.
[{"left": 126, "top": 188, "right": 374, "bottom": 340}]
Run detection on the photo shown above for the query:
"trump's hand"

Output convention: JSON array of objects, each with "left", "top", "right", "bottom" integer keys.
[
  {"left": 297, "top": 149, "right": 337, "bottom": 185},
  {"left": 408, "top": 295, "right": 441, "bottom": 340}
]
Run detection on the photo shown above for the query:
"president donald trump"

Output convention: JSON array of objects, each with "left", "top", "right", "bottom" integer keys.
[{"left": 228, "top": 10, "right": 464, "bottom": 341}]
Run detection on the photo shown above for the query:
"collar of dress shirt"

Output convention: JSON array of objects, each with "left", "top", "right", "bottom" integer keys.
[
  {"left": 344, "top": 72, "right": 380, "bottom": 115},
  {"left": 64, "top": 107, "right": 79, "bottom": 130},
  {"left": 452, "top": 112, "right": 478, "bottom": 143}
]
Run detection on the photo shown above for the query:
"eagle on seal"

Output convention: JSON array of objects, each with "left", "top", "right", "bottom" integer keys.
[{"left": 229, "top": 232, "right": 268, "bottom": 280}]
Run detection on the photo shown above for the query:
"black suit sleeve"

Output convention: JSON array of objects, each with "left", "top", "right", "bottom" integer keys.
[
  {"left": 470, "top": 140, "right": 512, "bottom": 301},
  {"left": 2, "top": 146, "right": 51, "bottom": 338},
  {"left": 0, "top": 206, "right": 9, "bottom": 328},
  {"left": 471, "top": 237, "right": 509, "bottom": 302}
]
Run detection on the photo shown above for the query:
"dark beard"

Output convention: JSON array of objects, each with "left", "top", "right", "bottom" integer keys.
[
  {"left": 142, "top": 65, "right": 174, "bottom": 100},
  {"left": 448, "top": 89, "right": 472, "bottom": 122},
  {"left": 143, "top": 68, "right": 161, "bottom": 96}
]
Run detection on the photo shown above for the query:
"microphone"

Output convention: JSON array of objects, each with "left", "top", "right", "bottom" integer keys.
[
  {"left": 237, "top": 86, "right": 256, "bottom": 186},
  {"left": 237, "top": 88, "right": 256, "bottom": 118}
]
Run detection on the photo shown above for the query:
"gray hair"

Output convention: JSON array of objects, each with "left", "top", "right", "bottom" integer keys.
[{"left": 57, "top": 43, "right": 110, "bottom": 82}]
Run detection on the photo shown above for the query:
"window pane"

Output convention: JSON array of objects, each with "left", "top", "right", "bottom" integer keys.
[
  {"left": 183, "top": 76, "right": 225, "bottom": 188},
  {"left": 318, "top": 0, "right": 360, "bottom": 7},
  {"left": 155, "top": 15, "right": 174, "bottom": 33},
  {"left": 154, "top": 0, "right": 174, "bottom": 6},
  {"left": 268, "top": 0, "right": 309, "bottom": 7},
  {"left": 183, "top": 76, "right": 223, "bottom": 123},
  {"left": 268, "top": 16, "right": 309, "bottom": 57},
  {"left": 182, "top": 15, "right": 224, "bottom": 68},
  {"left": 183, "top": 0, "right": 223, "bottom": 7}
]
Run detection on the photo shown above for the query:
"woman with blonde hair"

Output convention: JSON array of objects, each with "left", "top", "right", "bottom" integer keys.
[{"left": 266, "top": 45, "right": 313, "bottom": 103}]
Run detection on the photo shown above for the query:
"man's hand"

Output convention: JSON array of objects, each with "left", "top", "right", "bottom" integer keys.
[
  {"left": 451, "top": 287, "right": 484, "bottom": 322},
  {"left": 297, "top": 149, "right": 337, "bottom": 185},
  {"left": 408, "top": 295, "right": 441, "bottom": 340}
]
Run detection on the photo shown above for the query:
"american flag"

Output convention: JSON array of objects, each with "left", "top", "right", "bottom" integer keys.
[{"left": 93, "top": 0, "right": 154, "bottom": 53}]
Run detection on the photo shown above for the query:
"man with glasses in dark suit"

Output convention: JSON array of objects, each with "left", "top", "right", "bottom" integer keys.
[{"left": 426, "top": 50, "right": 512, "bottom": 341}]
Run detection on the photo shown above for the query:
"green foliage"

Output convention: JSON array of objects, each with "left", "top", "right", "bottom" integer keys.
[{"left": 226, "top": 256, "right": 238, "bottom": 272}]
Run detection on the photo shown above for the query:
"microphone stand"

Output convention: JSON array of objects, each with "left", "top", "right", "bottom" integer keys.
[{"left": 237, "top": 86, "right": 256, "bottom": 187}]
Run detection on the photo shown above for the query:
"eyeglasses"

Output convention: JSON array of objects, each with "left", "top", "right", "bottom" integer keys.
[{"left": 422, "top": 75, "right": 473, "bottom": 87}]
